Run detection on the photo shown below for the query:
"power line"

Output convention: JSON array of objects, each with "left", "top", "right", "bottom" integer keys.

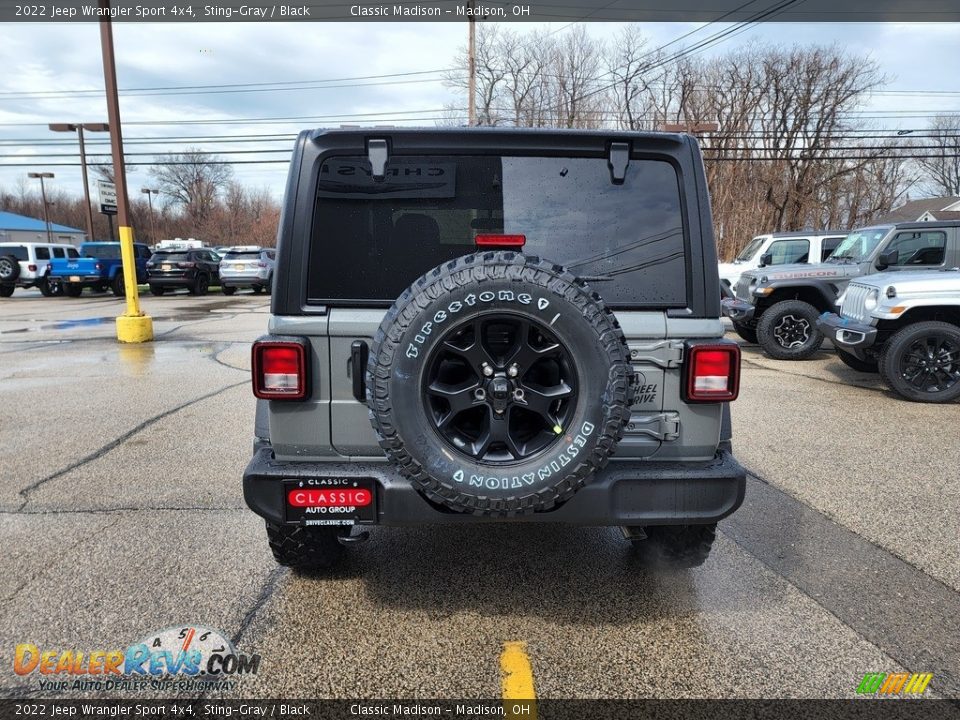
[
  {"left": 0, "top": 67, "right": 456, "bottom": 100},
  {"left": 0, "top": 109, "right": 460, "bottom": 127}
]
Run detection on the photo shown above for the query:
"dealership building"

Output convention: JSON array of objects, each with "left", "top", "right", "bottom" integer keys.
[{"left": 0, "top": 211, "right": 86, "bottom": 245}]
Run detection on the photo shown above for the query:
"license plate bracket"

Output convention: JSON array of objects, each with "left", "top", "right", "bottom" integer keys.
[{"left": 283, "top": 477, "right": 377, "bottom": 525}]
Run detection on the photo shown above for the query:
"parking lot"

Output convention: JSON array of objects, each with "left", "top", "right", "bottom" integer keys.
[{"left": 1, "top": 291, "right": 957, "bottom": 700}]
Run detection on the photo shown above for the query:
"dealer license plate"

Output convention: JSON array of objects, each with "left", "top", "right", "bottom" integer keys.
[
  {"left": 162, "top": 264, "right": 172, "bottom": 271},
  {"left": 69, "top": 275, "right": 80, "bottom": 282},
  {"left": 284, "top": 477, "right": 376, "bottom": 525}
]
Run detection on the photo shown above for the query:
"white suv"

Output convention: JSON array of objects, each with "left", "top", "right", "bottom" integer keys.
[
  {"left": 719, "top": 230, "right": 848, "bottom": 296},
  {"left": 0, "top": 242, "right": 81, "bottom": 297},
  {"left": 218, "top": 246, "right": 276, "bottom": 295}
]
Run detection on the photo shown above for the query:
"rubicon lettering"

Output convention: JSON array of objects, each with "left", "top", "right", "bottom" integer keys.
[
  {"left": 405, "top": 292, "right": 549, "bottom": 359},
  {"left": 451, "top": 422, "right": 595, "bottom": 490}
]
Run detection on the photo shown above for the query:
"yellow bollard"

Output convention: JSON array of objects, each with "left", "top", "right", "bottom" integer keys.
[{"left": 114, "top": 225, "right": 154, "bottom": 343}]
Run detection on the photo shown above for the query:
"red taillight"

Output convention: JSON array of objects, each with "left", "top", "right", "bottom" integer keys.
[
  {"left": 475, "top": 234, "right": 526, "bottom": 248},
  {"left": 28, "top": 264, "right": 37, "bottom": 272},
  {"left": 257, "top": 262, "right": 267, "bottom": 268},
  {"left": 95, "top": 263, "right": 102, "bottom": 271},
  {"left": 177, "top": 262, "right": 196, "bottom": 269},
  {"left": 252, "top": 341, "right": 308, "bottom": 400},
  {"left": 684, "top": 344, "right": 740, "bottom": 402}
]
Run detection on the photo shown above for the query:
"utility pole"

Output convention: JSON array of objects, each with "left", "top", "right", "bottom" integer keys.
[
  {"left": 141, "top": 188, "right": 158, "bottom": 243},
  {"left": 467, "top": 0, "right": 476, "bottom": 126},
  {"left": 48, "top": 123, "right": 109, "bottom": 241},
  {"left": 99, "top": 0, "right": 153, "bottom": 343},
  {"left": 27, "top": 172, "right": 54, "bottom": 244}
]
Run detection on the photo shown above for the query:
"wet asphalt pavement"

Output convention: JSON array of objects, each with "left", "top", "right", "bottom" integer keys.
[{"left": 0, "top": 290, "right": 957, "bottom": 700}]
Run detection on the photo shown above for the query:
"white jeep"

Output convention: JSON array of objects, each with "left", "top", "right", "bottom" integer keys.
[
  {"left": 719, "top": 230, "right": 848, "bottom": 296},
  {"left": 818, "top": 269, "right": 960, "bottom": 403},
  {"left": 0, "top": 242, "right": 81, "bottom": 297}
]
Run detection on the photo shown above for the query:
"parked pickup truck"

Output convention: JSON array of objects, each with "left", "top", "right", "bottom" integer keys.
[
  {"left": 817, "top": 269, "right": 960, "bottom": 402},
  {"left": 48, "top": 242, "right": 152, "bottom": 297}
]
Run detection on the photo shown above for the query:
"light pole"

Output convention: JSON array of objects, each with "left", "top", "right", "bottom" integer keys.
[
  {"left": 48, "top": 123, "right": 109, "bottom": 241},
  {"left": 141, "top": 188, "right": 158, "bottom": 243},
  {"left": 99, "top": 0, "right": 153, "bottom": 343},
  {"left": 27, "top": 172, "right": 55, "bottom": 244},
  {"left": 467, "top": 0, "right": 476, "bottom": 126}
]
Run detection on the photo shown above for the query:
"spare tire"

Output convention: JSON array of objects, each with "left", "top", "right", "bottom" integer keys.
[
  {"left": 367, "top": 251, "right": 632, "bottom": 516},
  {"left": 0, "top": 255, "right": 20, "bottom": 283}
]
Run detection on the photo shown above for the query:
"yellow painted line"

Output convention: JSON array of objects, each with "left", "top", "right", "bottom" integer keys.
[{"left": 500, "top": 641, "right": 537, "bottom": 720}]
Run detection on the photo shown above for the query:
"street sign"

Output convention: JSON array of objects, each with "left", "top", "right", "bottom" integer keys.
[{"left": 97, "top": 180, "right": 117, "bottom": 215}]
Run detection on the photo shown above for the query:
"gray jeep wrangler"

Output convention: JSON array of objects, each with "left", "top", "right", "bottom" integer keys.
[
  {"left": 818, "top": 269, "right": 960, "bottom": 402},
  {"left": 243, "top": 128, "right": 745, "bottom": 571},
  {"left": 722, "top": 221, "right": 960, "bottom": 360}
]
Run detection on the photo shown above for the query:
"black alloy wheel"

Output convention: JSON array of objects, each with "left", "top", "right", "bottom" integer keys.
[
  {"left": 424, "top": 314, "right": 578, "bottom": 464},
  {"left": 880, "top": 321, "right": 960, "bottom": 402}
]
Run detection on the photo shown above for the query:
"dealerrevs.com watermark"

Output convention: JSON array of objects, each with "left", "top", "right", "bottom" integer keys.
[{"left": 13, "top": 625, "right": 260, "bottom": 693}]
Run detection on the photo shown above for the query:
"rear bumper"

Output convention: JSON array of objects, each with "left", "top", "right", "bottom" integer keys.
[
  {"left": 243, "top": 446, "right": 746, "bottom": 527},
  {"left": 816, "top": 312, "right": 878, "bottom": 350},
  {"left": 721, "top": 297, "right": 756, "bottom": 323},
  {"left": 52, "top": 275, "right": 101, "bottom": 285},
  {"left": 148, "top": 273, "right": 197, "bottom": 287},
  {"left": 221, "top": 275, "right": 269, "bottom": 287}
]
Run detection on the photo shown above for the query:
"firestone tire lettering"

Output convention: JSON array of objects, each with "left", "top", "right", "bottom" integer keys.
[{"left": 366, "top": 251, "right": 633, "bottom": 516}]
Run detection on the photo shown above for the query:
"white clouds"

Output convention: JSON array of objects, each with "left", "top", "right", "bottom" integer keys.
[{"left": 0, "top": 20, "right": 957, "bottom": 200}]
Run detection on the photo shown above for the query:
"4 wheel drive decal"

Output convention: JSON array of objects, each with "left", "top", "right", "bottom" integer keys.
[
  {"left": 450, "top": 421, "right": 595, "bottom": 490},
  {"left": 405, "top": 291, "right": 551, "bottom": 359}
]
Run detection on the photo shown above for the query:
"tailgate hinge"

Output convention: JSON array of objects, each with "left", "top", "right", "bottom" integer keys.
[
  {"left": 627, "top": 340, "right": 684, "bottom": 368},
  {"left": 624, "top": 412, "right": 680, "bottom": 442},
  {"left": 367, "top": 138, "right": 389, "bottom": 181},
  {"left": 608, "top": 142, "right": 630, "bottom": 185}
]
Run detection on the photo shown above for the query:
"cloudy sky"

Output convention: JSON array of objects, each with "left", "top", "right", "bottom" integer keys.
[{"left": 1, "top": 20, "right": 958, "bottom": 206}]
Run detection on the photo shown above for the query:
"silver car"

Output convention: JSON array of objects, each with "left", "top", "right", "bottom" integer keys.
[{"left": 218, "top": 246, "right": 275, "bottom": 295}]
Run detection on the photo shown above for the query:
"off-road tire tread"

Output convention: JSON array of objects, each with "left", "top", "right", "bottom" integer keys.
[
  {"left": 265, "top": 522, "right": 344, "bottom": 571},
  {"left": 835, "top": 349, "right": 878, "bottom": 373},
  {"left": 731, "top": 321, "right": 758, "bottom": 345},
  {"left": 644, "top": 523, "right": 717, "bottom": 568},
  {"left": 366, "top": 251, "right": 632, "bottom": 516},
  {"left": 757, "top": 299, "right": 823, "bottom": 360}
]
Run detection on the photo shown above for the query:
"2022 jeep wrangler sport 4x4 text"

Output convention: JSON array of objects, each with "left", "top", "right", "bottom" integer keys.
[{"left": 243, "top": 128, "right": 746, "bottom": 571}]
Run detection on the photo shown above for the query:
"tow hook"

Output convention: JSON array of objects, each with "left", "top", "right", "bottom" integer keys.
[{"left": 338, "top": 529, "right": 370, "bottom": 546}]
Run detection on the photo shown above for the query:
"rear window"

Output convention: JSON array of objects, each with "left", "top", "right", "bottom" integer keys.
[
  {"left": 0, "top": 245, "right": 28, "bottom": 261},
  {"left": 224, "top": 251, "right": 262, "bottom": 260},
  {"left": 82, "top": 244, "right": 121, "bottom": 259},
  {"left": 306, "top": 155, "right": 687, "bottom": 307},
  {"left": 153, "top": 252, "right": 190, "bottom": 262}
]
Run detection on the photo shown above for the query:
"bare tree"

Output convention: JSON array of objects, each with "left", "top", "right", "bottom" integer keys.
[
  {"left": 149, "top": 148, "right": 234, "bottom": 225},
  {"left": 915, "top": 115, "right": 960, "bottom": 196},
  {"left": 446, "top": 24, "right": 508, "bottom": 125},
  {"left": 606, "top": 24, "right": 661, "bottom": 130},
  {"left": 442, "top": 27, "right": 911, "bottom": 259},
  {"left": 88, "top": 156, "right": 134, "bottom": 184}
]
